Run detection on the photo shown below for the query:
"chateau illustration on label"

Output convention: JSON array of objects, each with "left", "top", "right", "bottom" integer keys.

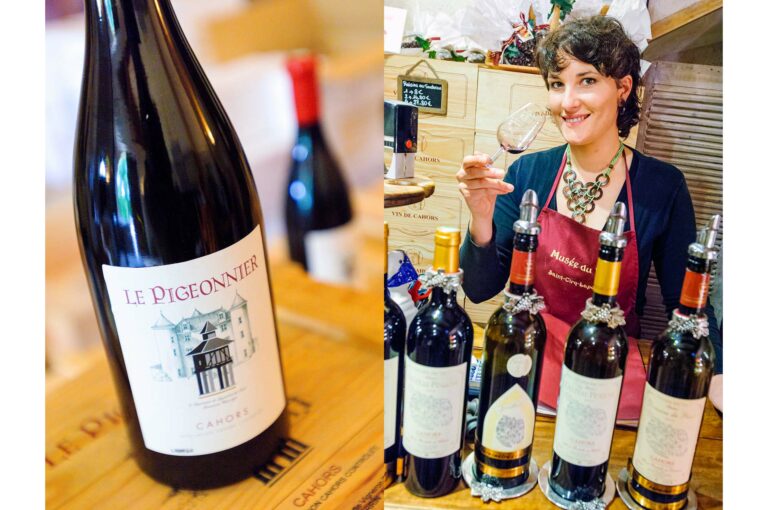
[{"left": 150, "top": 292, "right": 257, "bottom": 396}]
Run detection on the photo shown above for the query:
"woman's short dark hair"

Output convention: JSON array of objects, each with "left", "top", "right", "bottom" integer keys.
[{"left": 535, "top": 16, "right": 641, "bottom": 138}]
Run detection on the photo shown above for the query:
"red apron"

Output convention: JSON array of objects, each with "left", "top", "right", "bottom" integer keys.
[{"left": 536, "top": 151, "right": 646, "bottom": 422}]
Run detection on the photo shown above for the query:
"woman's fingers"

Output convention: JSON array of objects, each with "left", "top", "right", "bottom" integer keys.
[
  {"left": 463, "top": 153, "right": 493, "bottom": 167},
  {"left": 458, "top": 166, "right": 507, "bottom": 181},
  {"left": 459, "top": 178, "right": 514, "bottom": 194}
]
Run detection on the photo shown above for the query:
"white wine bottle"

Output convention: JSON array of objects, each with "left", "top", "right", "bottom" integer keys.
[{"left": 74, "top": 0, "right": 287, "bottom": 489}]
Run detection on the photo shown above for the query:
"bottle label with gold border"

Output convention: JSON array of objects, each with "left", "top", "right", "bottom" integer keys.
[{"left": 632, "top": 382, "right": 706, "bottom": 486}]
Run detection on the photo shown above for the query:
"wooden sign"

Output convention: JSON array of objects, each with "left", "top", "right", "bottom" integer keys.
[{"left": 397, "top": 75, "right": 448, "bottom": 115}]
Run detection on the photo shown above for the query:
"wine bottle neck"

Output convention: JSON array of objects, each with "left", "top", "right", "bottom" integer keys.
[
  {"left": 298, "top": 124, "right": 323, "bottom": 140},
  {"left": 287, "top": 57, "right": 320, "bottom": 128},
  {"left": 85, "top": 0, "right": 176, "bottom": 51},
  {"left": 430, "top": 285, "right": 458, "bottom": 305},
  {"left": 678, "top": 256, "right": 713, "bottom": 316},
  {"left": 591, "top": 244, "right": 624, "bottom": 304},
  {"left": 508, "top": 233, "right": 537, "bottom": 295}
]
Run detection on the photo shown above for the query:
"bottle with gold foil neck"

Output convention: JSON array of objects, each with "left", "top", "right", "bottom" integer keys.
[
  {"left": 384, "top": 222, "right": 407, "bottom": 484},
  {"left": 625, "top": 215, "right": 719, "bottom": 510},
  {"left": 549, "top": 202, "right": 630, "bottom": 502},
  {"left": 402, "top": 227, "right": 473, "bottom": 498},
  {"left": 432, "top": 226, "right": 461, "bottom": 273},
  {"left": 475, "top": 190, "right": 547, "bottom": 490}
]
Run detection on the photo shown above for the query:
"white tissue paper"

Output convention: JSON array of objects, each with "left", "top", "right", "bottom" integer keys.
[
  {"left": 531, "top": 0, "right": 555, "bottom": 26},
  {"left": 565, "top": 0, "right": 609, "bottom": 21},
  {"left": 606, "top": 0, "right": 652, "bottom": 54},
  {"left": 410, "top": 4, "right": 484, "bottom": 53},
  {"left": 458, "top": 0, "right": 533, "bottom": 52}
]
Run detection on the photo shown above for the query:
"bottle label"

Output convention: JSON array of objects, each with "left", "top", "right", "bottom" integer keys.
[
  {"left": 305, "top": 223, "right": 355, "bottom": 284},
  {"left": 553, "top": 366, "right": 622, "bottom": 466},
  {"left": 509, "top": 249, "right": 535, "bottom": 287},
  {"left": 679, "top": 269, "right": 710, "bottom": 309},
  {"left": 632, "top": 382, "right": 706, "bottom": 486},
  {"left": 101, "top": 226, "right": 286, "bottom": 456},
  {"left": 384, "top": 355, "right": 399, "bottom": 449},
  {"left": 593, "top": 258, "right": 621, "bottom": 296},
  {"left": 481, "top": 384, "right": 535, "bottom": 453},
  {"left": 507, "top": 354, "right": 532, "bottom": 378},
  {"left": 402, "top": 357, "right": 467, "bottom": 459}
]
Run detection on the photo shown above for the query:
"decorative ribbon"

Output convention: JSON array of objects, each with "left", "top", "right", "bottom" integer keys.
[
  {"left": 503, "top": 289, "right": 546, "bottom": 315},
  {"left": 580, "top": 298, "right": 626, "bottom": 329},
  {"left": 669, "top": 310, "right": 709, "bottom": 339},
  {"left": 469, "top": 479, "right": 505, "bottom": 503},
  {"left": 418, "top": 268, "right": 463, "bottom": 292},
  {"left": 568, "top": 499, "right": 606, "bottom": 510}
]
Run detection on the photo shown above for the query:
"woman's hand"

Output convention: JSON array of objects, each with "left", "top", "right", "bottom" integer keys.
[
  {"left": 709, "top": 373, "right": 723, "bottom": 413},
  {"left": 456, "top": 152, "right": 514, "bottom": 246}
]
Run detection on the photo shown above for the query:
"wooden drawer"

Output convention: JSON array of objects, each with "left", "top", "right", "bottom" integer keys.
[{"left": 384, "top": 55, "right": 479, "bottom": 131}]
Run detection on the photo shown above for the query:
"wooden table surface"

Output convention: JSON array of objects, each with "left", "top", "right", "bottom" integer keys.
[
  {"left": 385, "top": 337, "right": 724, "bottom": 509},
  {"left": 46, "top": 263, "right": 385, "bottom": 510}
]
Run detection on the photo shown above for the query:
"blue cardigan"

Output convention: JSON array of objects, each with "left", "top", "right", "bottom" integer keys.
[{"left": 459, "top": 144, "right": 723, "bottom": 374}]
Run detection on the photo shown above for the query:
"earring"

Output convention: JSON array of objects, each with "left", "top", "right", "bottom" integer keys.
[{"left": 618, "top": 99, "right": 626, "bottom": 115}]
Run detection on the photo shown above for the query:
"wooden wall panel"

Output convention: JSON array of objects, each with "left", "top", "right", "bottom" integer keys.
[
  {"left": 635, "top": 61, "right": 723, "bottom": 339},
  {"left": 384, "top": 55, "right": 479, "bottom": 131}
]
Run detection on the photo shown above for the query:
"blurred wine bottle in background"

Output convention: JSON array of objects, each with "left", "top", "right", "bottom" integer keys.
[
  {"left": 285, "top": 55, "right": 354, "bottom": 285},
  {"left": 73, "top": 0, "right": 287, "bottom": 489}
]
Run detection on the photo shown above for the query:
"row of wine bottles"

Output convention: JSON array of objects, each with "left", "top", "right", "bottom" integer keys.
[{"left": 384, "top": 192, "right": 719, "bottom": 508}]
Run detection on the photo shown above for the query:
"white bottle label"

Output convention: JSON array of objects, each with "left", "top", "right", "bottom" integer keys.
[
  {"left": 632, "top": 382, "right": 706, "bottom": 486},
  {"left": 507, "top": 354, "right": 533, "bottom": 378},
  {"left": 384, "top": 355, "right": 399, "bottom": 449},
  {"left": 481, "top": 383, "right": 535, "bottom": 452},
  {"left": 305, "top": 223, "right": 355, "bottom": 284},
  {"left": 101, "top": 226, "right": 286, "bottom": 456},
  {"left": 553, "top": 365, "right": 622, "bottom": 467},
  {"left": 402, "top": 357, "right": 467, "bottom": 459}
]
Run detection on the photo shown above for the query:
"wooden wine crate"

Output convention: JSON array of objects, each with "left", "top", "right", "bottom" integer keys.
[
  {"left": 384, "top": 126, "right": 474, "bottom": 278},
  {"left": 46, "top": 263, "right": 385, "bottom": 510},
  {"left": 384, "top": 55, "right": 479, "bottom": 131}
]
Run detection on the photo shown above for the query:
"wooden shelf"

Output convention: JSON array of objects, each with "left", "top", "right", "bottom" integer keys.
[
  {"left": 650, "top": 0, "right": 723, "bottom": 40},
  {"left": 384, "top": 176, "right": 436, "bottom": 208}
]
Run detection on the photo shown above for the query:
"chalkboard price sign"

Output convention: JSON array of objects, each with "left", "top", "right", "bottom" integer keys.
[{"left": 397, "top": 75, "right": 448, "bottom": 115}]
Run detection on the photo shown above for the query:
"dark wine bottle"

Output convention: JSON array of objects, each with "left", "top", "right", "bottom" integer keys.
[
  {"left": 549, "top": 202, "right": 630, "bottom": 502},
  {"left": 73, "top": 0, "right": 288, "bottom": 489},
  {"left": 384, "top": 222, "right": 407, "bottom": 484},
  {"left": 284, "top": 55, "right": 354, "bottom": 284},
  {"left": 475, "top": 190, "right": 547, "bottom": 489},
  {"left": 626, "top": 216, "right": 720, "bottom": 510},
  {"left": 402, "top": 227, "right": 474, "bottom": 498}
]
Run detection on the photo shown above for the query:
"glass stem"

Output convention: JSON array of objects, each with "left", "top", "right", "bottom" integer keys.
[{"left": 489, "top": 146, "right": 505, "bottom": 164}]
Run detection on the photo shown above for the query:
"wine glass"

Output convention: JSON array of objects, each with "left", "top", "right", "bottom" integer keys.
[{"left": 489, "top": 102, "right": 547, "bottom": 163}]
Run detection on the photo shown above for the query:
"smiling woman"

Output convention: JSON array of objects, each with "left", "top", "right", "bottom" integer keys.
[{"left": 457, "top": 14, "right": 722, "bottom": 413}]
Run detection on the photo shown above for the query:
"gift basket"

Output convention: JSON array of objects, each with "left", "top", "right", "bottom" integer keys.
[{"left": 398, "top": 0, "right": 651, "bottom": 73}]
